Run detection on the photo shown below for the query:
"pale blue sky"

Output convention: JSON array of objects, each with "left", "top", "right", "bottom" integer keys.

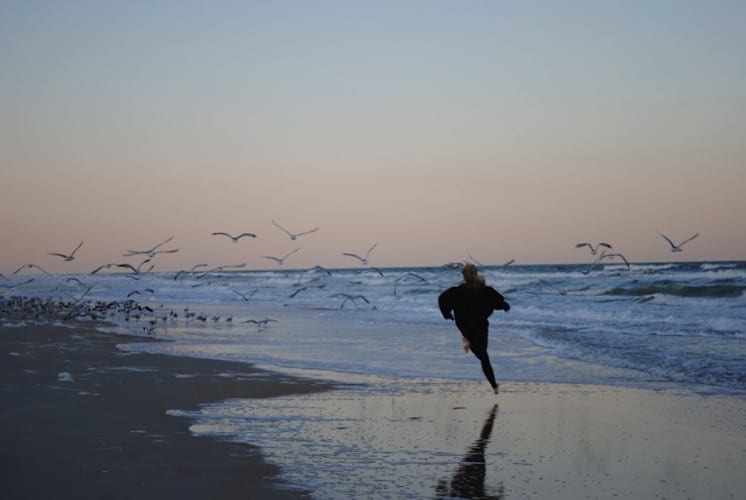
[{"left": 2, "top": 1, "right": 744, "bottom": 272}]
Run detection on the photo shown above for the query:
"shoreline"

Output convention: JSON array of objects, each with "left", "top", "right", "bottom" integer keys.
[
  {"left": 3, "top": 316, "right": 745, "bottom": 498},
  {"left": 1, "top": 321, "right": 333, "bottom": 499}
]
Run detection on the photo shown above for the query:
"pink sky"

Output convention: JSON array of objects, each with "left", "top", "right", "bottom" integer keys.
[{"left": 2, "top": 2, "right": 744, "bottom": 274}]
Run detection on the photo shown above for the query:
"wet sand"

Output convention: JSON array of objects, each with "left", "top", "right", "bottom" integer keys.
[
  {"left": 3, "top": 320, "right": 745, "bottom": 499},
  {"left": 175, "top": 371, "right": 746, "bottom": 499},
  {"left": 0, "top": 322, "right": 332, "bottom": 499}
]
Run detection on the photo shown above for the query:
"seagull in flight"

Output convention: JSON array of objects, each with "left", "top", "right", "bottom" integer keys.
[
  {"left": 272, "top": 220, "right": 319, "bottom": 240},
  {"left": 174, "top": 264, "right": 209, "bottom": 279},
  {"left": 331, "top": 293, "right": 370, "bottom": 309},
  {"left": 262, "top": 248, "right": 299, "bottom": 265},
  {"left": 598, "top": 251, "right": 631, "bottom": 269},
  {"left": 342, "top": 243, "right": 378, "bottom": 265},
  {"left": 243, "top": 318, "right": 279, "bottom": 330},
  {"left": 657, "top": 230, "right": 699, "bottom": 252},
  {"left": 231, "top": 288, "right": 258, "bottom": 302},
  {"left": 124, "top": 236, "right": 178, "bottom": 257},
  {"left": 393, "top": 272, "right": 429, "bottom": 296},
  {"left": 49, "top": 240, "right": 84, "bottom": 261},
  {"left": 13, "top": 263, "right": 50, "bottom": 276},
  {"left": 575, "top": 242, "right": 612, "bottom": 255},
  {"left": 211, "top": 232, "right": 257, "bottom": 243}
]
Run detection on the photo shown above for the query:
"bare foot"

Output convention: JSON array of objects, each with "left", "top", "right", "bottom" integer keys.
[
  {"left": 493, "top": 384, "right": 500, "bottom": 395},
  {"left": 462, "top": 338, "right": 470, "bottom": 353}
]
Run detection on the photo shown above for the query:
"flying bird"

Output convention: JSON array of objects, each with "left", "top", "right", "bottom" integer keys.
[
  {"left": 342, "top": 243, "right": 378, "bottom": 265},
  {"left": 272, "top": 220, "right": 319, "bottom": 240},
  {"left": 657, "top": 230, "right": 699, "bottom": 252},
  {"left": 49, "top": 240, "right": 84, "bottom": 261},
  {"left": 330, "top": 293, "right": 370, "bottom": 309},
  {"left": 599, "top": 252, "right": 631, "bottom": 269},
  {"left": 124, "top": 236, "right": 177, "bottom": 257},
  {"left": 91, "top": 263, "right": 116, "bottom": 274},
  {"left": 174, "top": 264, "right": 209, "bottom": 279},
  {"left": 231, "top": 288, "right": 258, "bottom": 302},
  {"left": 262, "top": 248, "right": 299, "bottom": 265},
  {"left": 243, "top": 318, "right": 279, "bottom": 330},
  {"left": 211, "top": 232, "right": 256, "bottom": 243},
  {"left": 575, "top": 242, "right": 612, "bottom": 255},
  {"left": 13, "top": 263, "right": 50, "bottom": 275},
  {"left": 393, "top": 272, "right": 429, "bottom": 296}
]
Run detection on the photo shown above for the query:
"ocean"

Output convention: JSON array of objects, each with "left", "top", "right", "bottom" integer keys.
[
  {"left": 3, "top": 260, "right": 745, "bottom": 498},
  {"left": 5, "top": 260, "right": 744, "bottom": 394}
]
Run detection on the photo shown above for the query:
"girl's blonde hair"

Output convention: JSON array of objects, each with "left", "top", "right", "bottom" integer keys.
[{"left": 462, "top": 263, "right": 486, "bottom": 287}]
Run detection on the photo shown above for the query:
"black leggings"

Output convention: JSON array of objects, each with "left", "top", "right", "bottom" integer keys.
[{"left": 466, "top": 334, "right": 497, "bottom": 389}]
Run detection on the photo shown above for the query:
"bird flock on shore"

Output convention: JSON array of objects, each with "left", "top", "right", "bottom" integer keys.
[{"left": 1, "top": 224, "right": 702, "bottom": 334}]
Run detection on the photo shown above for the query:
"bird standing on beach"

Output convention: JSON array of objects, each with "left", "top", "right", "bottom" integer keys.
[
  {"left": 342, "top": 243, "right": 378, "bottom": 265},
  {"left": 49, "top": 240, "right": 84, "bottom": 261},
  {"left": 575, "top": 242, "right": 612, "bottom": 255},
  {"left": 263, "top": 248, "right": 299, "bottom": 266},
  {"left": 272, "top": 220, "right": 319, "bottom": 240},
  {"left": 657, "top": 230, "right": 699, "bottom": 252},
  {"left": 211, "top": 232, "right": 256, "bottom": 243}
]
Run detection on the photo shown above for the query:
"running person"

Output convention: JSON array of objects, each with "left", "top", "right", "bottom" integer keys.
[{"left": 438, "top": 264, "right": 510, "bottom": 394}]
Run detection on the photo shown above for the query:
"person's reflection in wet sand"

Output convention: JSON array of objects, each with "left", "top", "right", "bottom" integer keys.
[{"left": 435, "top": 404, "right": 503, "bottom": 499}]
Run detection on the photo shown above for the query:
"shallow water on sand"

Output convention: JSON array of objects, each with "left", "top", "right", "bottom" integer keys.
[{"left": 169, "top": 375, "right": 746, "bottom": 499}]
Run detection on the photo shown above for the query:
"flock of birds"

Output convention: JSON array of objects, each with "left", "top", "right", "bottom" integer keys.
[{"left": 1, "top": 225, "right": 701, "bottom": 334}]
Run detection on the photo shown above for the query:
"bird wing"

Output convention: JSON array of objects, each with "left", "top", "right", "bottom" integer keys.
[
  {"left": 679, "top": 232, "right": 700, "bottom": 247},
  {"left": 151, "top": 235, "right": 175, "bottom": 251},
  {"left": 32, "top": 264, "right": 50, "bottom": 275},
  {"left": 575, "top": 243, "right": 591, "bottom": 249},
  {"left": 342, "top": 252, "right": 364, "bottom": 261},
  {"left": 212, "top": 232, "right": 232, "bottom": 238},
  {"left": 283, "top": 248, "right": 300, "bottom": 260},
  {"left": 237, "top": 233, "right": 256, "bottom": 239},
  {"left": 49, "top": 252, "right": 70, "bottom": 259},
  {"left": 598, "top": 242, "right": 612, "bottom": 249},
  {"left": 71, "top": 240, "right": 84, "bottom": 257},
  {"left": 657, "top": 231, "right": 677, "bottom": 249},
  {"left": 262, "top": 256, "right": 282, "bottom": 263},
  {"left": 365, "top": 243, "right": 379, "bottom": 258},
  {"left": 90, "top": 264, "right": 108, "bottom": 274},
  {"left": 117, "top": 263, "right": 138, "bottom": 273},
  {"left": 272, "top": 220, "right": 293, "bottom": 237},
  {"left": 296, "top": 227, "right": 319, "bottom": 237}
]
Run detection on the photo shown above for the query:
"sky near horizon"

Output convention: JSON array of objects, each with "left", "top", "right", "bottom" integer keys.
[{"left": 2, "top": 1, "right": 745, "bottom": 274}]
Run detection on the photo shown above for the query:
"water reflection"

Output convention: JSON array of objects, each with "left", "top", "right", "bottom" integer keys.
[{"left": 435, "top": 403, "right": 503, "bottom": 499}]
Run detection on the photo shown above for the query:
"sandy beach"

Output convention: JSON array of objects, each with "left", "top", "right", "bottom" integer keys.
[
  {"left": 0, "top": 322, "right": 332, "bottom": 499},
  {"left": 2, "top": 319, "right": 745, "bottom": 499}
]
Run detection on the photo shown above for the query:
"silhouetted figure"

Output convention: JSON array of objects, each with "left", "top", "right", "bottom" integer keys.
[
  {"left": 435, "top": 404, "right": 503, "bottom": 499},
  {"left": 438, "top": 264, "right": 510, "bottom": 394}
]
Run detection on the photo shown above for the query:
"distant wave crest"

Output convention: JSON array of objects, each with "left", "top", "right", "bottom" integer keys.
[{"left": 605, "top": 283, "right": 745, "bottom": 298}]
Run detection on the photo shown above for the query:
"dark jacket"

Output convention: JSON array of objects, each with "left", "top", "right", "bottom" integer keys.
[{"left": 438, "top": 284, "right": 510, "bottom": 335}]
